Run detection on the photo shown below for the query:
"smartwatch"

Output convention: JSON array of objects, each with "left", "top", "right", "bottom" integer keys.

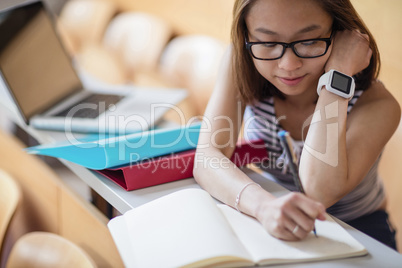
[{"left": 317, "top": 69, "right": 355, "bottom": 100}]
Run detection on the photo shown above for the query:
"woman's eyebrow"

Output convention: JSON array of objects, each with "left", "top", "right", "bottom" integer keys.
[
  {"left": 255, "top": 24, "right": 322, "bottom": 35},
  {"left": 298, "top": 25, "right": 322, "bottom": 34}
]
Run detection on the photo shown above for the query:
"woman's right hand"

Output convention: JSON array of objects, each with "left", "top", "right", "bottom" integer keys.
[{"left": 256, "top": 192, "right": 326, "bottom": 241}]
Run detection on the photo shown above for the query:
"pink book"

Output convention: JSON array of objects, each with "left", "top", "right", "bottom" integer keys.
[{"left": 96, "top": 139, "right": 268, "bottom": 191}]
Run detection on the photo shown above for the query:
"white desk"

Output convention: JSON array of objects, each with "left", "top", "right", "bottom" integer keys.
[
  {"left": 1, "top": 85, "right": 402, "bottom": 267},
  {"left": 69, "top": 163, "right": 402, "bottom": 268}
]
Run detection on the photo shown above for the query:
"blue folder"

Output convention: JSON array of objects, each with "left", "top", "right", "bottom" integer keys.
[{"left": 25, "top": 123, "right": 201, "bottom": 170}]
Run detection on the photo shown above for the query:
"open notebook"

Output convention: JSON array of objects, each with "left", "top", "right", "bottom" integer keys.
[{"left": 108, "top": 189, "right": 367, "bottom": 268}]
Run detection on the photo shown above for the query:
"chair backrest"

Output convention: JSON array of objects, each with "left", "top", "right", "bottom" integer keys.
[
  {"left": 0, "top": 169, "right": 21, "bottom": 257},
  {"left": 159, "top": 35, "right": 226, "bottom": 115},
  {"left": 6, "top": 232, "right": 97, "bottom": 268},
  {"left": 112, "top": 0, "right": 233, "bottom": 42}
]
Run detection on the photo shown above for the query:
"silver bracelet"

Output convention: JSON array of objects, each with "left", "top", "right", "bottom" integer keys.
[{"left": 235, "top": 182, "right": 261, "bottom": 213}]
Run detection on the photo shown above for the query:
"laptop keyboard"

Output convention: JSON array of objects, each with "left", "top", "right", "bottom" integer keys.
[{"left": 55, "top": 93, "right": 124, "bottom": 118}]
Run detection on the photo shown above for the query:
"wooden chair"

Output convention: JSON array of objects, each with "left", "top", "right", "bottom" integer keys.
[
  {"left": 0, "top": 129, "right": 123, "bottom": 266},
  {"left": 6, "top": 232, "right": 97, "bottom": 268},
  {"left": 0, "top": 169, "right": 21, "bottom": 259}
]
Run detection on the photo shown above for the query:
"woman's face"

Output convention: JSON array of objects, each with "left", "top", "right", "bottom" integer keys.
[{"left": 245, "top": 0, "right": 333, "bottom": 97}]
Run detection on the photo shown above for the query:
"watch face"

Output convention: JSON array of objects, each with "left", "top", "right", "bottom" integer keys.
[{"left": 331, "top": 71, "right": 352, "bottom": 93}]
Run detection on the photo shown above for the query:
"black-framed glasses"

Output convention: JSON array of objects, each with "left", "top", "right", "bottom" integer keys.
[{"left": 245, "top": 32, "right": 333, "bottom": 60}]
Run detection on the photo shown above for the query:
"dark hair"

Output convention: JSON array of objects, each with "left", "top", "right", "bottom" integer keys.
[{"left": 231, "top": 0, "right": 380, "bottom": 104}]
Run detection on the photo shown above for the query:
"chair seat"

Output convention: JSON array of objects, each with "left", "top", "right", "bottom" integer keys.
[{"left": 6, "top": 232, "right": 96, "bottom": 268}]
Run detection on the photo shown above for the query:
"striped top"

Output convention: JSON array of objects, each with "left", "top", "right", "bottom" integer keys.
[{"left": 243, "top": 90, "right": 385, "bottom": 221}]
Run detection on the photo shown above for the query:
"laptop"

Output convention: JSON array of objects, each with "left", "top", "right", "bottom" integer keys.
[{"left": 0, "top": 0, "right": 187, "bottom": 134}]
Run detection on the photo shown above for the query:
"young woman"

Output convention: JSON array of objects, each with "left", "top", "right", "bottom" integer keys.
[{"left": 193, "top": 0, "right": 400, "bottom": 250}]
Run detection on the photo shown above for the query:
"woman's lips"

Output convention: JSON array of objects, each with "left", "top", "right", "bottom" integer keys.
[{"left": 279, "top": 76, "right": 305, "bottom": 86}]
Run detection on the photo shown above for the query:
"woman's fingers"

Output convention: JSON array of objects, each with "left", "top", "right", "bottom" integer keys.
[
  {"left": 268, "top": 213, "right": 301, "bottom": 241},
  {"left": 261, "top": 193, "right": 326, "bottom": 240},
  {"left": 283, "top": 193, "right": 324, "bottom": 237},
  {"left": 290, "top": 192, "right": 326, "bottom": 221}
]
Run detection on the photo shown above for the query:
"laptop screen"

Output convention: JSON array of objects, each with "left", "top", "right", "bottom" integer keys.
[{"left": 0, "top": 1, "right": 82, "bottom": 122}]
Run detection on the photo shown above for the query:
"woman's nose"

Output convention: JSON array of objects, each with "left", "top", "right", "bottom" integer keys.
[{"left": 277, "top": 48, "right": 303, "bottom": 71}]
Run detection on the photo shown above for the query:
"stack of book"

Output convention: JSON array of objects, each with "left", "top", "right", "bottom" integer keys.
[{"left": 25, "top": 123, "right": 268, "bottom": 190}]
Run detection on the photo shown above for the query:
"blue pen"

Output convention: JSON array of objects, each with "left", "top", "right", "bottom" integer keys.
[{"left": 278, "top": 130, "right": 318, "bottom": 237}]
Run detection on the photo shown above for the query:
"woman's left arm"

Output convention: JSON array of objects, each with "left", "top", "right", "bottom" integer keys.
[{"left": 299, "top": 30, "right": 401, "bottom": 207}]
